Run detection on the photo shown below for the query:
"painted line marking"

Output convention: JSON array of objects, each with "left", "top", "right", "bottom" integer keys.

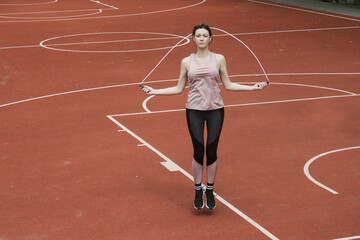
[
  {"left": 247, "top": 0, "right": 360, "bottom": 22},
  {"left": 304, "top": 146, "right": 360, "bottom": 194},
  {"left": 0, "top": 9, "right": 103, "bottom": 19},
  {"left": 90, "top": 0, "right": 118, "bottom": 10},
  {"left": 254, "top": 82, "right": 356, "bottom": 95},
  {"left": 215, "top": 26, "right": 360, "bottom": 37},
  {"left": 333, "top": 235, "right": 360, "bottom": 240},
  {"left": 0, "top": 36, "right": 185, "bottom": 50},
  {"left": 0, "top": 0, "right": 57, "bottom": 5},
  {"left": 224, "top": 94, "right": 359, "bottom": 107},
  {"left": 0, "top": 8, "right": 109, "bottom": 16},
  {"left": 142, "top": 95, "right": 155, "bottom": 113},
  {"left": 0, "top": 0, "right": 206, "bottom": 23},
  {"left": 1, "top": 25, "right": 359, "bottom": 50},
  {"left": 1, "top": 77, "right": 358, "bottom": 109},
  {"left": 106, "top": 115, "right": 279, "bottom": 240},
  {"left": 38, "top": 31, "right": 190, "bottom": 53},
  {"left": 141, "top": 82, "right": 357, "bottom": 112},
  {"left": 115, "top": 94, "right": 359, "bottom": 118},
  {"left": 160, "top": 161, "right": 181, "bottom": 172}
]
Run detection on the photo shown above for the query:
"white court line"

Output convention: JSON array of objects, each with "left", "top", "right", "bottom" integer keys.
[
  {"left": 0, "top": 1, "right": 115, "bottom": 20},
  {"left": 142, "top": 95, "right": 155, "bottom": 113},
  {"left": 0, "top": 8, "right": 108, "bottom": 16},
  {"left": 225, "top": 94, "right": 360, "bottom": 108},
  {"left": 304, "top": 146, "right": 360, "bottom": 194},
  {"left": 215, "top": 26, "right": 360, "bottom": 37},
  {"left": 0, "top": 36, "right": 185, "bottom": 50},
  {"left": 141, "top": 82, "right": 357, "bottom": 113},
  {"left": 0, "top": 0, "right": 57, "bottom": 5},
  {"left": 333, "top": 235, "right": 360, "bottom": 240},
  {"left": 90, "top": 0, "right": 118, "bottom": 10},
  {"left": 0, "top": 0, "right": 206, "bottom": 23},
  {"left": 252, "top": 82, "right": 356, "bottom": 95},
  {"left": 0, "top": 0, "right": 115, "bottom": 20},
  {"left": 0, "top": 75, "right": 359, "bottom": 109},
  {"left": 39, "top": 31, "right": 190, "bottom": 53},
  {"left": 115, "top": 94, "right": 359, "bottom": 118},
  {"left": 0, "top": 9, "right": 102, "bottom": 19},
  {"left": 247, "top": 0, "right": 360, "bottom": 22},
  {"left": 1, "top": 25, "right": 359, "bottom": 51},
  {"left": 107, "top": 115, "right": 279, "bottom": 240}
]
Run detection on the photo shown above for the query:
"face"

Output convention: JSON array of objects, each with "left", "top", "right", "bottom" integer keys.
[{"left": 193, "top": 28, "right": 212, "bottom": 48}]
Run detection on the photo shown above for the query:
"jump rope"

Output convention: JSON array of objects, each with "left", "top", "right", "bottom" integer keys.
[{"left": 139, "top": 27, "right": 270, "bottom": 90}]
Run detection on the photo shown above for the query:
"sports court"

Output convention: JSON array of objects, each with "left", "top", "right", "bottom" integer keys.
[{"left": 0, "top": 0, "right": 359, "bottom": 239}]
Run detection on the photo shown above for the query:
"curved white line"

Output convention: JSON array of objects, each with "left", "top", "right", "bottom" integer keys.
[
  {"left": 0, "top": 0, "right": 57, "bottom": 5},
  {"left": 0, "top": 8, "right": 107, "bottom": 16},
  {"left": 0, "top": 36, "right": 187, "bottom": 50},
  {"left": 0, "top": 80, "right": 356, "bottom": 109},
  {"left": 333, "top": 235, "right": 360, "bottom": 240},
  {"left": 268, "top": 82, "right": 356, "bottom": 95},
  {"left": 90, "top": 0, "right": 118, "bottom": 10},
  {"left": 2, "top": 25, "right": 359, "bottom": 51},
  {"left": 46, "top": 36, "right": 186, "bottom": 48},
  {"left": 142, "top": 95, "right": 155, "bottom": 113},
  {"left": 39, "top": 31, "right": 190, "bottom": 53},
  {"left": 304, "top": 146, "right": 360, "bottom": 194},
  {"left": 0, "top": 0, "right": 206, "bottom": 23},
  {"left": 0, "top": 9, "right": 102, "bottom": 19},
  {"left": 127, "top": 81, "right": 357, "bottom": 113},
  {"left": 2, "top": 26, "right": 359, "bottom": 50}
]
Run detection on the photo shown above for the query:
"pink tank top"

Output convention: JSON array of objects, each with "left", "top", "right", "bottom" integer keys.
[{"left": 186, "top": 53, "right": 224, "bottom": 110}]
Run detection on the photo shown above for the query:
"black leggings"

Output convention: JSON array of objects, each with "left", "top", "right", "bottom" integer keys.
[{"left": 186, "top": 108, "right": 224, "bottom": 166}]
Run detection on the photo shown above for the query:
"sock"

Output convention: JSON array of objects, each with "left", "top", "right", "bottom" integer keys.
[
  {"left": 206, "top": 182, "right": 214, "bottom": 191},
  {"left": 195, "top": 183, "right": 202, "bottom": 191}
]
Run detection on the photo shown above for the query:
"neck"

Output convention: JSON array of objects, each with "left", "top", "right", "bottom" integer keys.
[{"left": 195, "top": 48, "right": 210, "bottom": 57}]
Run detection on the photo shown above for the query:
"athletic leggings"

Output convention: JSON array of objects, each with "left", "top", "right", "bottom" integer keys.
[{"left": 186, "top": 108, "right": 224, "bottom": 166}]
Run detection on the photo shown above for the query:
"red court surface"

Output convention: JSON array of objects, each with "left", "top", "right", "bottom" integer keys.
[{"left": 1, "top": 0, "right": 359, "bottom": 239}]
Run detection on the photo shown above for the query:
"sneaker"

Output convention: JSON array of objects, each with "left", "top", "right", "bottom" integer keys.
[
  {"left": 205, "top": 190, "right": 216, "bottom": 209},
  {"left": 194, "top": 190, "right": 204, "bottom": 209}
]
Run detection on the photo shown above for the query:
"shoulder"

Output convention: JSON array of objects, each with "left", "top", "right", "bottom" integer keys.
[
  {"left": 181, "top": 56, "right": 191, "bottom": 67},
  {"left": 214, "top": 53, "right": 225, "bottom": 62},
  {"left": 214, "top": 53, "right": 226, "bottom": 68}
]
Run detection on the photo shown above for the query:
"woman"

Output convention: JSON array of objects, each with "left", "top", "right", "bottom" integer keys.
[{"left": 141, "top": 23, "right": 267, "bottom": 210}]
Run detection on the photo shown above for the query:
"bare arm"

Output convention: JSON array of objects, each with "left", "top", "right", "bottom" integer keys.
[
  {"left": 142, "top": 57, "right": 189, "bottom": 95},
  {"left": 217, "top": 54, "right": 267, "bottom": 91}
]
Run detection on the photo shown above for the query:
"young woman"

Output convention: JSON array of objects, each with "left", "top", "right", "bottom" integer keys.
[{"left": 141, "top": 24, "right": 267, "bottom": 210}]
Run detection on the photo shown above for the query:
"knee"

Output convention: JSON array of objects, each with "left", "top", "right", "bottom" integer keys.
[
  {"left": 206, "top": 151, "right": 217, "bottom": 166},
  {"left": 193, "top": 139, "right": 205, "bottom": 166},
  {"left": 193, "top": 145, "right": 204, "bottom": 165}
]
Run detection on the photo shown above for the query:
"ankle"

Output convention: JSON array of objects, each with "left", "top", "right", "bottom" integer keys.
[
  {"left": 195, "top": 183, "right": 202, "bottom": 191},
  {"left": 206, "top": 182, "right": 214, "bottom": 191}
]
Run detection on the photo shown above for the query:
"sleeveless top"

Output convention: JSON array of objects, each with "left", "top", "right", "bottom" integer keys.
[{"left": 186, "top": 53, "right": 224, "bottom": 110}]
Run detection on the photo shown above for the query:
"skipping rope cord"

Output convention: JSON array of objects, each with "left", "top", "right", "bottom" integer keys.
[{"left": 139, "top": 27, "right": 270, "bottom": 89}]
